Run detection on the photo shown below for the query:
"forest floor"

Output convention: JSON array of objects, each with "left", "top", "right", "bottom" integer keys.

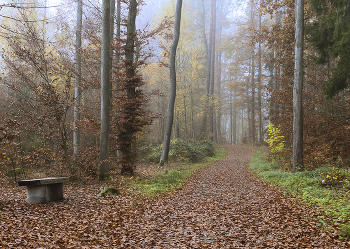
[{"left": 0, "top": 145, "right": 349, "bottom": 248}]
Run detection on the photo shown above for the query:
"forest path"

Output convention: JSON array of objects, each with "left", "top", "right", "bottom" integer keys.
[
  {"left": 125, "top": 144, "right": 341, "bottom": 248},
  {"left": 0, "top": 145, "right": 344, "bottom": 248}
]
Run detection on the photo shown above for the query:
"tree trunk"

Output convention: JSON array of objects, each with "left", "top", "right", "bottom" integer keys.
[
  {"left": 251, "top": 55, "right": 255, "bottom": 144},
  {"left": 201, "top": 0, "right": 208, "bottom": 55},
  {"left": 233, "top": 93, "right": 237, "bottom": 144},
  {"left": 293, "top": 0, "right": 304, "bottom": 172},
  {"left": 200, "top": 0, "right": 215, "bottom": 140},
  {"left": 257, "top": 13, "right": 262, "bottom": 146},
  {"left": 272, "top": 12, "right": 279, "bottom": 118},
  {"left": 99, "top": 0, "right": 111, "bottom": 179},
  {"left": 120, "top": 0, "right": 137, "bottom": 174},
  {"left": 241, "top": 108, "right": 244, "bottom": 142},
  {"left": 250, "top": 0, "right": 255, "bottom": 144},
  {"left": 247, "top": 70, "right": 251, "bottom": 142},
  {"left": 115, "top": 0, "right": 122, "bottom": 159},
  {"left": 73, "top": 0, "right": 82, "bottom": 160},
  {"left": 159, "top": 0, "right": 183, "bottom": 165},
  {"left": 109, "top": 0, "right": 115, "bottom": 99},
  {"left": 230, "top": 90, "right": 233, "bottom": 144},
  {"left": 208, "top": 0, "right": 216, "bottom": 142},
  {"left": 216, "top": 18, "right": 222, "bottom": 143},
  {"left": 115, "top": 0, "right": 121, "bottom": 64},
  {"left": 216, "top": 0, "right": 224, "bottom": 144}
]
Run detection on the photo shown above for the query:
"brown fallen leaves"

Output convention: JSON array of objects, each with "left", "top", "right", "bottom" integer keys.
[{"left": 0, "top": 145, "right": 348, "bottom": 248}]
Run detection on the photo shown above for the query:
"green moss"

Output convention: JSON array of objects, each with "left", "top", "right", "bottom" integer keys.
[{"left": 98, "top": 186, "right": 121, "bottom": 197}]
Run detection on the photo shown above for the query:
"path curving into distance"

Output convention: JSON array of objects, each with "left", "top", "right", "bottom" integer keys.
[
  {"left": 0, "top": 145, "right": 344, "bottom": 248},
  {"left": 124, "top": 145, "right": 342, "bottom": 248}
]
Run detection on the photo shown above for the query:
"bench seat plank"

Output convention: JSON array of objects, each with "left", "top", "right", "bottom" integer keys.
[{"left": 18, "top": 177, "right": 69, "bottom": 186}]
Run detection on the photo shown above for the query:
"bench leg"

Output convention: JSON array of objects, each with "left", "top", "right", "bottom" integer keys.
[
  {"left": 26, "top": 185, "right": 48, "bottom": 204},
  {"left": 46, "top": 183, "right": 64, "bottom": 202},
  {"left": 26, "top": 183, "right": 64, "bottom": 203}
]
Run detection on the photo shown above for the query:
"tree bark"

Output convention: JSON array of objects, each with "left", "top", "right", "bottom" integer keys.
[
  {"left": 115, "top": 0, "right": 122, "bottom": 159},
  {"left": 120, "top": 0, "right": 137, "bottom": 174},
  {"left": 293, "top": 0, "right": 304, "bottom": 172},
  {"left": 272, "top": 13, "right": 278, "bottom": 118},
  {"left": 233, "top": 93, "right": 237, "bottom": 144},
  {"left": 250, "top": 0, "right": 255, "bottom": 144},
  {"left": 208, "top": 0, "right": 216, "bottom": 141},
  {"left": 200, "top": 0, "right": 215, "bottom": 140},
  {"left": 99, "top": 0, "right": 111, "bottom": 179},
  {"left": 257, "top": 13, "right": 262, "bottom": 146},
  {"left": 216, "top": 50, "right": 222, "bottom": 143},
  {"left": 216, "top": 0, "right": 223, "bottom": 143},
  {"left": 115, "top": 0, "right": 121, "bottom": 65},
  {"left": 73, "top": 0, "right": 82, "bottom": 160},
  {"left": 109, "top": 0, "right": 115, "bottom": 99},
  {"left": 201, "top": 0, "right": 208, "bottom": 55},
  {"left": 159, "top": 0, "right": 183, "bottom": 165},
  {"left": 230, "top": 90, "right": 233, "bottom": 144}
]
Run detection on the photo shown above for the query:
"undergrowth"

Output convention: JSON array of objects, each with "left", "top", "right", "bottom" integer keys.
[
  {"left": 250, "top": 146, "right": 350, "bottom": 239},
  {"left": 122, "top": 146, "right": 227, "bottom": 197}
]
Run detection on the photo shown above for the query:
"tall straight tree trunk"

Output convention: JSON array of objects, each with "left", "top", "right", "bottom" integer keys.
[
  {"left": 209, "top": 0, "right": 216, "bottom": 142},
  {"left": 73, "top": 0, "right": 82, "bottom": 160},
  {"left": 115, "top": 0, "right": 122, "bottom": 159},
  {"left": 233, "top": 94, "right": 237, "bottom": 144},
  {"left": 201, "top": 0, "right": 208, "bottom": 56},
  {"left": 293, "top": 0, "right": 304, "bottom": 172},
  {"left": 247, "top": 66, "right": 251, "bottom": 142},
  {"left": 99, "top": 0, "right": 111, "bottom": 179},
  {"left": 216, "top": 0, "right": 223, "bottom": 143},
  {"left": 159, "top": 0, "right": 183, "bottom": 165},
  {"left": 115, "top": 0, "right": 121, "bottom": 64},
  {"left": 250, "top": 0, "right": 255, "bottom": 144},
  {"left": 215, "top": 0, "right": 224, "bottom": 144},
  {"left": 257, "top": 13, "right": 262, "bottom": 146},
  {"left": 242, "top": 108, "right": 244, "bottom": 142},
  {"left": 200, "top": 0, "right": 215, "bottom": 140},
  {"left": 272, "top": 12, "right": 278, "bottom": 118},
  {"left": 190, "top": 87, "right": 195, "bottom": 139},
  {"left": 216, "top": 50, "right": 222, "bottom": 143},
  {"left": 199, "top": 0, "right": 208, "bottom": 139},
  {"left": 251, "top": 55, "right": 255, "bottom": 143},
  {"left": 121, "top": 0, "right": 138, "bottom": 174},
  {"left": 230, "top": 90, "right": 233, "bottom": 144},
  {"left": 109, "top": 0, "right": 115, "bottom": 99}
]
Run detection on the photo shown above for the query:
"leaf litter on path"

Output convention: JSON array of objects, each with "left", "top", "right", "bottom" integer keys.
[{"left": 0, "top": 145, "right": 348, "bottom": 248}]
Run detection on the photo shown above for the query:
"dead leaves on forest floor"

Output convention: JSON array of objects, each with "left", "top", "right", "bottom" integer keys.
[{"left": 0, "top": 145, "right": 349, "bottom": 248}]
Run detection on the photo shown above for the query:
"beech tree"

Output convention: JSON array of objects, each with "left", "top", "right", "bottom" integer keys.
[
  {"left": 119, "top": 0, "right": 138, "bottom": 174},
  {"left": 159, "top": 0, "right": 183, "bottom": 165},
  {"left": 250, "top": 0, "right": 255, "bottom": 144},
  {"left": 73, "top": 0, "right": 83, "bottom": 160},
  {"left": 293, "top": 0, "right": 304, "bottom": 172},
  {"left": 99, "top": 0, "right": 111, "bottom": 179},
  {"left": 257, "top": 13, "right": 262, "bottom": 146}
]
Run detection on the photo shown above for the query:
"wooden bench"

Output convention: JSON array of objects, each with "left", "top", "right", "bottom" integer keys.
[{"left": 18, "top": 177, "right": 69, "bottom": 204}]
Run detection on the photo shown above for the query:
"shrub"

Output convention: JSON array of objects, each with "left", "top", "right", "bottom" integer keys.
[
  {"left": 137, "top": 139, "right": 215, "bottom": 163},
  {"left": 191, "top": 140, "right": 215, "bottom": 157},
  {"left": 169, "top": 139, "right": 202, "bottom": 163},
  {"left": 265, "top": 122, "right": 290, "bottom": 168},
  {"left": 266, "top": 122, "right": 286, "bottom": 153}
]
